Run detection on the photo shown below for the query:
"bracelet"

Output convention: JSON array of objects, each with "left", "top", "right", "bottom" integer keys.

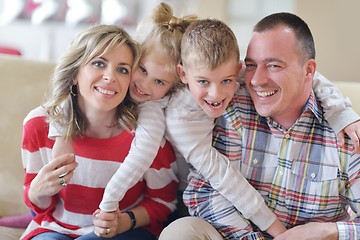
[{"left": 125, "top": 210, "right": 136, "bottom": 231}]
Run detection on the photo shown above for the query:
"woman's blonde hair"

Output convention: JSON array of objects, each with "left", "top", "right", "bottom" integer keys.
[
  {"left": 43, "top": 24, "right": 141, "bottom": 139},
  {"left": 136, "top": 2, "right": 198, "bottom": 93}
]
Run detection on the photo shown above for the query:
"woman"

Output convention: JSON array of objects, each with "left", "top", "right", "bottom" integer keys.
[{"left": 21, "top": 24, "right": 178, "bottom": 240}]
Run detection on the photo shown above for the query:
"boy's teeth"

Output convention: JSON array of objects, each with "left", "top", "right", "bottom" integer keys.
[{"left": 207, "top": 101, "right": 222, "bottom": 108}]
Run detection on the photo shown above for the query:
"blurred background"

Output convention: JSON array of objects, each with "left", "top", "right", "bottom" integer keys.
[{"left": 1, "top": 0, "right": 359, "bottom": 82}]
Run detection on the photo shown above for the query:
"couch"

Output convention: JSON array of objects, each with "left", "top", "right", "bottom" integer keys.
[
  {"left": 0, "top": 55, "right": 55, "bottom": 239},
  {"left": 0, "top": 55, "right": 359, "bottom": 239}
]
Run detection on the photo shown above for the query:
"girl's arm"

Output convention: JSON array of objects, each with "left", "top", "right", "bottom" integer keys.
[{"left": 100, "top": 97, "right": 169, "bottom": 212}]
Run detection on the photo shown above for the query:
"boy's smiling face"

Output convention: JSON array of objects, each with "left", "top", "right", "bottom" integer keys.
[{"left": 178, "top": 58, "right": 242, "bottom": 118}]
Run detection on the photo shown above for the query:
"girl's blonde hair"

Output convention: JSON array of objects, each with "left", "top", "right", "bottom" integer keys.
[
  {"left": 43, "top": 24, "right": 141, "bottom": 139},
  {"left": 136, "top": 2, "right": 198, "bottom": 92}
]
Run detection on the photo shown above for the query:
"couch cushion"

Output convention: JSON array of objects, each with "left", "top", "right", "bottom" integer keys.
[
  {"left": 0, "top": 55, "right": 55, "bottom": 216},
  {"left": 333, "top": 81, "right": 360, "bottom": 115}
]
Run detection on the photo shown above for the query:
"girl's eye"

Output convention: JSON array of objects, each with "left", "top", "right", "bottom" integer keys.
[
  {"left": 155, "top": 79, "right": 165, "bottom": 85},
  {"left": 117, "top": 67, "right": 130, "bottom": 74},
  {"left": 139, "top": 65, "right": 147, "bottom": 75}
]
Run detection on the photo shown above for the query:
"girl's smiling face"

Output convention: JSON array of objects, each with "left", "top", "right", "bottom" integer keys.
[{"left": 129, "top": 52, "right": 178, "bottom": 103}]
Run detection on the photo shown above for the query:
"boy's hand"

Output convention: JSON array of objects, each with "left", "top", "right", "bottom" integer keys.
[
  {"left": 274, "top": 222, "right": 337, "bottom": 240},
  {"left": 337, "top": 120, "right": 360, "bottom": 154}
]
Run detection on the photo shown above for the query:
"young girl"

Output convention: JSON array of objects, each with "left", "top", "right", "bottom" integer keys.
[{"left": 50, "top": 2, "right": 360, "bottom": 239}]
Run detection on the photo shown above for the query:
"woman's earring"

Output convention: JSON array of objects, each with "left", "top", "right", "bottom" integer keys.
[{"left": 70, "top": 84, "right": 78, "bottom": 96}]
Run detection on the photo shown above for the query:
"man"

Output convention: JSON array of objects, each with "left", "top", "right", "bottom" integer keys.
[{"left": 161, "top": 12, "right": 360, "bottom": 240}]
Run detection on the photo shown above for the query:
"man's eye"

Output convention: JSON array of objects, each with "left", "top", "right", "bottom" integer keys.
[{"left": 245, "top": 63, "right": 256, "bottom": 70}]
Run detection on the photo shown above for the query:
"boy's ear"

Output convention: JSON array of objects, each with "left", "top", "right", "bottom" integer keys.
[
  {"left": 238, "top": 62, "right": 243, "bottom": 73},
  {"left": 177, "top": 63, "right": 188, "bottom": 84}
]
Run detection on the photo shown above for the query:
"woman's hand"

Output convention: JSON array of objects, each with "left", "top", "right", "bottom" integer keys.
[
  {"left": 28, "top": 153, "right": 77, "bottom": 209},
  {"left": 93, "top": 208, "right": 132, "bottom": 238}
]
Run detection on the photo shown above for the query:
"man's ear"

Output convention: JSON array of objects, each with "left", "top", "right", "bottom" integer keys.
[
  {"left": 305, "top": 59, "right": 316, "bottom": 81},
  {"left": 177, "top": 63, "right": 188, "bottom": 84}
]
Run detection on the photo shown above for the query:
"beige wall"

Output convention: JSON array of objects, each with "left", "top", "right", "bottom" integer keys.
[
  {"left": 296, "top": 0, "right": 360, "bottom": 82},
  {"left": 195, "top": 0, "right": 360, "bottom": 83}
]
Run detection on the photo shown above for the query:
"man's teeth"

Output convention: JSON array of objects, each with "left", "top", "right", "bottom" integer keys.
[
  {"left": 97, "top": 87, "right": 115, "bottom": 95},
  {"left": 256, "top": 90, "right": 276, "bottom": 97}
]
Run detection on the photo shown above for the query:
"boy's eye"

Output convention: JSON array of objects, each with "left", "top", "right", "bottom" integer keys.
[
  {"left": 155, "top": 79, "right": 165, "bottom": 85},
  {"left": 222, "top": 79, "right": 232, "bottom": 84},
  {"left": 198, "top": 80, "right": 209, "bottom": 85}
]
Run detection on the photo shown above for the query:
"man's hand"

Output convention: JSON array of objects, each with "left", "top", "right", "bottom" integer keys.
[
  {"left": 274, "top": 222, "right": 338, "bottom": 240},
  {"left": 337, "top": 120, "right": 360, "bottom": 154}
]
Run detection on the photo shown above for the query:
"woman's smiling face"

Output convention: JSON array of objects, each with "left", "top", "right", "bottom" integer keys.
[{"left": 76, "top": 44, "right": 134, "bottom": 115}]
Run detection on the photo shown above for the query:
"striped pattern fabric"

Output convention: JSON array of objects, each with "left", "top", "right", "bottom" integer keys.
[
  {"left": 166, "top": 88, "right": 276, "bottom": 231},
  {"left": 184, "top": 85, "right": 360, "bottom": 240},
  {"left": 21, "top": 106, "right": 178, "bottom": 239}
]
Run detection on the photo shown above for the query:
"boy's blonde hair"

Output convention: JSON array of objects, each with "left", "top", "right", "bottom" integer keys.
[
  {"left": 181, "top": 19, "right": 240, "bottom": 69},
  {"left": 136, "top": 2, "right": 197, "bottom": 91},
  {"left": 44, "top": 24, "right": 141, "bottom": 139}
]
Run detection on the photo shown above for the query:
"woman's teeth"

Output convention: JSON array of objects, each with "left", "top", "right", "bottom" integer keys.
[{"left": 96, "top": 87, "right": 115, "bottom": 95}]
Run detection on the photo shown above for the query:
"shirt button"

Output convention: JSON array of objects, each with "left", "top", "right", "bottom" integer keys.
[
  {"left": 253, "top": 159, "right": 258, "bottom": 164},
  {"left": 311, "top": 172, "right": 316, "bottom": 179},
  {"left": 279, "top": 171, "right": 284, "bottom": 176},
  {"left": 285, "top": 133, "right": 291, "bottom": 139}
]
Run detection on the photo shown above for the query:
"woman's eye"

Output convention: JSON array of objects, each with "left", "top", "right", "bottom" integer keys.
[
  {"left": 117, "top": 67, "right": 129, "bottom": 74},
  {"left": 92, "top": 60, "right": 105, "bottom": 68}
]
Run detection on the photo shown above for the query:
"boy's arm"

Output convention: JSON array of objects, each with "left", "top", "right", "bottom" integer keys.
[
  {"left": 99, "top": 98, "right": 168, "bottom": 212},
  {"left": 313, "top": 71, "right": 360, "bottom": 153},
  {"left": 166, "top": 89, "right": 285, "bottom": 235}
]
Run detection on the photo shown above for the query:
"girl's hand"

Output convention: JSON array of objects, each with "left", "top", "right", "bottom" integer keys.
[{"left": 93, "top": 208, "right": 133, "bottom": 238}]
